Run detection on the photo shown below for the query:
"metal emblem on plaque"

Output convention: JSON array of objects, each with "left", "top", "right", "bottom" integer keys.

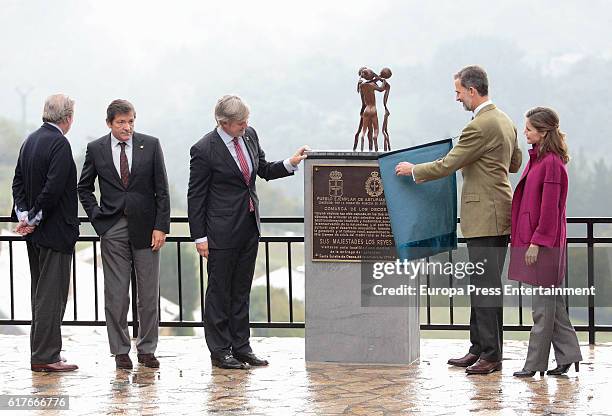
[
  {"left": 328, "top": 170, "right": 343, "bottom": 197},
  {"left": 365, "top": 171, "right": 384, "bottom": 197}
]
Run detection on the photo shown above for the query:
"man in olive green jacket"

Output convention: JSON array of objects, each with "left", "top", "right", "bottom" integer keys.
[{"left": 396, "top": 65, "right": 522, "bottom": 375}]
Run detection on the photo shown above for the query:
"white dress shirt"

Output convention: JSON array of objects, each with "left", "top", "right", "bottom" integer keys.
[
  {"left": 194, "top": 127, "right": 298, "bottom": 244},
  {"left": 47, "top": 122, "right": 63, "bottom": 134},
  {"left": 111, "top": 134, "right": 132, "bottom": 176},
  {"left": 473, "top": 99, "right": 493, "bottom": 116}
]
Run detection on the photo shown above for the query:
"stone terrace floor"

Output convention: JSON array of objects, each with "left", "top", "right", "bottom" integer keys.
[{"left": 0, "top": 334, "right": 610, "bottom": 415}]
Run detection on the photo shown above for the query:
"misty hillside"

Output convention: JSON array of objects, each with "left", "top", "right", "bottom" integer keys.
[{"left": 1, "top": 0, "right": 610, "bottom": 211}]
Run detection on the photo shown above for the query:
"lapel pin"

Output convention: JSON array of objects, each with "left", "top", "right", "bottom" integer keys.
[{"left": 140, "top": 145, "right": 144, "bottom": 149}]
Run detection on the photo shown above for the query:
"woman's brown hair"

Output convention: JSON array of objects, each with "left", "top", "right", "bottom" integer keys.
[{"left": 525, "top": 106, "right": 570, "bottom": 164}]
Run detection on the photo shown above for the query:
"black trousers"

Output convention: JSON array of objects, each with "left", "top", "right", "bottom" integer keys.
[
  {"left": 26, "top": 242, "right": 72, "bottom": 364},
  {"left": 466, "top": 235, "right": 509, "bottom": 362},
  {"left": 204, "top": 215, "right": 259, "bottom": 357}
]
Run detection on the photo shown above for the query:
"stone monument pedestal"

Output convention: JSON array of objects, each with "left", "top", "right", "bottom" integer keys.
[{"left": 304, "top": 151, "right": 420, "bottom": 365}]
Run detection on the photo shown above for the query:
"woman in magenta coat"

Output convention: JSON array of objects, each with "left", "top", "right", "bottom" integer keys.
[{"left": 509, "top": 107, "right": 582, "bottom": 378}]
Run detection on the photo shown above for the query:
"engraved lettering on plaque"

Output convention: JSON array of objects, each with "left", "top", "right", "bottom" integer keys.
[{"left": 312, "top": 164, "right": 396, "bottom": 262}]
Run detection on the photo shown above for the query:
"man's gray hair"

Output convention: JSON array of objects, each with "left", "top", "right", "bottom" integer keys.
[
  {"left": 214, "top": 95, "right": 250, "bottom": 125},
  {"left": 42, "top": 94, "right": 75, "bottom": 124},
  {"left": 454, "top": 65, "right": 489, "bottom": 97}
]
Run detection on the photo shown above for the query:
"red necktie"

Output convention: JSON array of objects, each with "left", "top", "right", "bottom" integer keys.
[
  {"left": 119, "top": 142, "right": 129, "bottom": 188},
  {"left": 232, "top": 137, "right": 254, "bottom": 212}
]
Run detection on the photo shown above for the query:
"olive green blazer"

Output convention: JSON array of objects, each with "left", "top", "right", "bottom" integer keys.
[{"left": 413, "top": 104, "right": 522, "bottom": 238}]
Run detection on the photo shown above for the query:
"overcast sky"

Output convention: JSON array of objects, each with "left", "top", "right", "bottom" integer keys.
[{"left": 1, "top": 0, "right": 610, "bottom": 200}]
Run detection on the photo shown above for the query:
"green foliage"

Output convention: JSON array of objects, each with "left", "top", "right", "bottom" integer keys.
[
  {"left": 0, "top": 117, "right": 23, "bottom": 219},
  {"left": 249, "top": 285, "right": 305, "bottom": 337},
  {"left": 158, "top": 239, "right": 201, "bottom": 336},
  {"left": 0, "top": 117, "right": 22, "bottom": 165},
  {"left": 566, "top": 150, "right": 612, "bottom": 218},
  {"left": 254, "top": 242, "right": 304, "bottom": 290}
]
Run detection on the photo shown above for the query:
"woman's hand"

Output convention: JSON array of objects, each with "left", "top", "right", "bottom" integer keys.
[{"left": 525, "top": 244, "right": 539, "bottom": 266}]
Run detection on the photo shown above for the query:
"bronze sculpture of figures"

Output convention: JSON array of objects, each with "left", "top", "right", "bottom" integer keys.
[{"left": 353, "top": 66, "right": 392, "bottom": 152}]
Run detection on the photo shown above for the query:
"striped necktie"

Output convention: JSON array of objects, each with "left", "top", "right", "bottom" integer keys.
[{"left": 232, "top": 137, "right": 254, "bottom": 212}]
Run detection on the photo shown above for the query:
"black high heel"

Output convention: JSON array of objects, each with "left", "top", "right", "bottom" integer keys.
[
  {"left": 547, "top": 362, "right": 580, "bottom": 375},
  {"left": 513, "top": 369, "right": 545, "bottom": 378}
]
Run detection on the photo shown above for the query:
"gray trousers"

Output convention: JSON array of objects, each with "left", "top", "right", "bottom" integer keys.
[
  {"left": 524, "top": 292, "right": 583, "bottom": 372},
  {"left": 26, "top": 242, "right": 71, "bottom": 364},
  {"left": 101, "top": 217, "right": 160, "bottom": 355}
]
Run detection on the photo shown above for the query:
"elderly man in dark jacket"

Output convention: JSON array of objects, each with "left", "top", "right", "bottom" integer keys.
[{"left": 12, "top": 94, "right": 79, "bottom": 372}]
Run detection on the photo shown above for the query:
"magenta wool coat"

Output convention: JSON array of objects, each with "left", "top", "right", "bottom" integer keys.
[{"left": 508, "top": 146, "right": 568, "bottom": 287}]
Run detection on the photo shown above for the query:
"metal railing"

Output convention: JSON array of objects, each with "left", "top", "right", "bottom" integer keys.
[
  {"left": 420, "top": 217, "right": 612, "bottom": 345},
  {"left": 1, "top": 216, "right": 611, "bottom": 344},
  {"left": 0, "top": 216, "right": 304, "bottom": 337}
]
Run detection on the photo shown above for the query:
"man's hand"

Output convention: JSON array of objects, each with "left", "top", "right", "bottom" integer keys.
[
  {"left": 196, "top": 241, "right": 209, "bottom": 259},
  {"left": 151, "top": 229, "right": 167, "bottom": 251},
  {"left": 15, "top": 220, "right": 35, "bottom": 236},
  {"left": 395, "top": 161, "right": 415, "bottom": 177},
  {"left": 525, "top": 244, "right": 539, "bottom": 266},
  {"left": 289, "top": 145, "right": 310, "bottom": 167}
]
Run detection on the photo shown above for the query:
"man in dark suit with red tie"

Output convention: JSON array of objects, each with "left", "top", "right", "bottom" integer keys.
[
  {"left": 78, "top": 99, "right": 170, "bottom": 369},
  {"left": 188, "top": 95, "right": 308, "bottom": 369},
  {"left": 12, "top": 94, "right": 80, "bottom": 372}
]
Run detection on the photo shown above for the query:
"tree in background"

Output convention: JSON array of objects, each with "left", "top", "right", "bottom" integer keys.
[
  {"left": 250, "top": 286, "right": 305, "bottom": 337},
  {"left": 0, "top": 118, "right": 25, "bottom": 220},
  {"left": 158, "top": 241, "right": 201, "bottom": 335}
]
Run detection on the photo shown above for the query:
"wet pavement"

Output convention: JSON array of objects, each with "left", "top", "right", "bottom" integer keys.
[{"left": 0, "top": 334, "right": 609, "bottom": 415}]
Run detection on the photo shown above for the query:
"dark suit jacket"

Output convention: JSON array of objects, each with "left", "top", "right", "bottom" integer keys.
[
  {"left": 77, "top": 132, "right": 170, "bottom": 249},
  {"left": 188, "top": 126, "right": 292, "bottom": 249},
  {"left": 11, "top": 123, "right": 79, "bottom": 254}
]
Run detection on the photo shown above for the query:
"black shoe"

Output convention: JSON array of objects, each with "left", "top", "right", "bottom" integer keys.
[
  {"left": 234, "top": 352, "right": 269, "bottom": 367},
  {"left": 513, "top": 369, "right": 545, "bottom": 378},
  {"left": 211, "top": 353, "right": 249, "bottom": 370},
  {"left": 547, "top": 362, "right": 579, "bottom": 375}
]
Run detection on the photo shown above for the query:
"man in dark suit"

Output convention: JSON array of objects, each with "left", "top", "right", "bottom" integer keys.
[
  {"left": 78, "top": 99, "right": 170, "bottom": 369},
  {"left": 188, "top": 95, "right": 308, "bottom": 369},
  {"left": 12, "top": 94, "right": 79, "bottom": 372}
]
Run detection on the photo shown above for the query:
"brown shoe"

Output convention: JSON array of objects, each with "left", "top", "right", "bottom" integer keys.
[
  {"left": 466, "top": 358, "right": 502, "bottom": 375},
  {"left": 31, "top": 361, "right": 78, "bottom": 372},
  {"left": 137, "top": 353, "right": 160, "bottom": 368},
  {"left": 115, "top": 354, "right": 133, "bottom": 369},
  {"left": 448, "top": 353, "right": 479, "bottom": 367}
]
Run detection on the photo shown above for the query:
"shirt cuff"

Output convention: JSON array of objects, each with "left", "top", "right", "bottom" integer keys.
[
  {"left": 15, "top": 205, "right": 28, "bottom": 222},
  {"left": 284, "top": 158, "right": 299, "bottom": 173},
  {"left": 195, "top": 237, "right": 208, "bottom": 244},
  {"left": 28, "top": 210, "right": 43, "bottom": 226}
]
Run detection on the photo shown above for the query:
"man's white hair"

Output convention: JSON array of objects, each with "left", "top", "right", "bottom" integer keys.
[
  {"left": 214, "top": 95, "right": 250, "bottom": 125},
  {"left": 42, "top": 94, "right": 75, "bottom": 124}
]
